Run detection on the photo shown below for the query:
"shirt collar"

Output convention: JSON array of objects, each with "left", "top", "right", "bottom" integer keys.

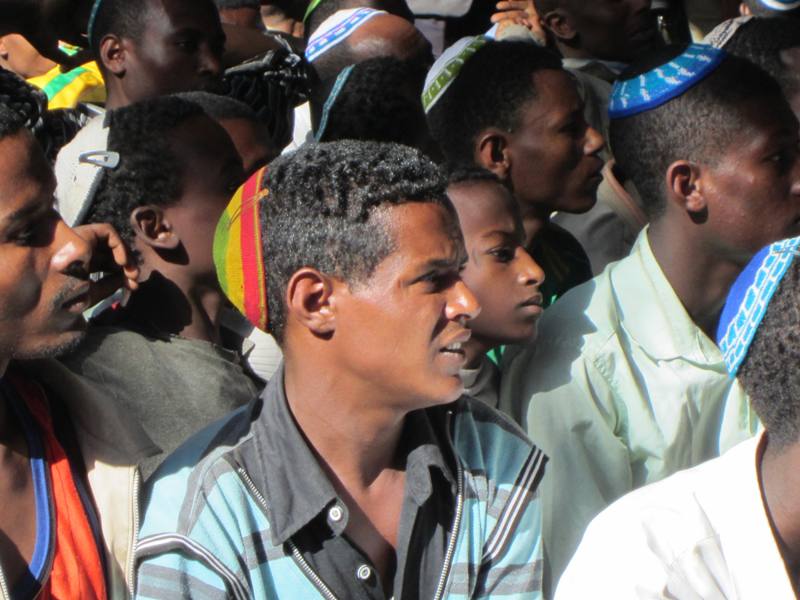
[
  {"left": 611, "top": 229, "right": 725, "bottom": 365},
  {"left": 247, "top": 367, "right": 456, "bottom": 546}
]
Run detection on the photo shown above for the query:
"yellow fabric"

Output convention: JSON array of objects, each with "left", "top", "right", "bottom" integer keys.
[{"left": 28, "top": 61, "right": 106, "bottom": 110}]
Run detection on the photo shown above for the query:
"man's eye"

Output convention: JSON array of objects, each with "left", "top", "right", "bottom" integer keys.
[
  {"left": 176, "top": 39, "right": 199, "bottom": 52},
  {"left": 490, "top": 247, "right": 515, "bottom": 263},
  {"left": 14, "top": 227, "right": 36, "bottom": 245}
]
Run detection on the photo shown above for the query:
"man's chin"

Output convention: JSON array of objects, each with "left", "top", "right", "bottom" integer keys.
[{"left": 12, "top": 329, "right": 88, "bottom": 361}]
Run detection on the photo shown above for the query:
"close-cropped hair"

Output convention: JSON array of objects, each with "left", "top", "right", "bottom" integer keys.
[
  {"left": 84, "top": 96, "right": 206, "bottom": 250},
  {"left": 89, "top": 0, "right": 149, "bottom": 52},
  {"left": 262, "top": 140, "right": 450, "bottom": 343},
  {"left": 738, "top": 258, "right": 800, "bottom": 449},
  {"left": 609, "top": 46, "right": 784, "bottom": 219},
  {"left": 426, "top": 40, "right": 563, "bottom": 168},
  {"left": 722, "top": 17, "right": 800, "bottom": 98},
  {"left": 175, "top": 91, "right": 259, "bottom": 123},
  {"left": 313, "top": 57, "right": 428, "bottom": 148}
]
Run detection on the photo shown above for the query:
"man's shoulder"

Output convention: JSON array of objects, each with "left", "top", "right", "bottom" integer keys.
[
  {"left": 141, "top": 402, "right": 259, "bottom": 535},
  {"left": 451, "top": 397, "right": 545, "bottom": 486}
]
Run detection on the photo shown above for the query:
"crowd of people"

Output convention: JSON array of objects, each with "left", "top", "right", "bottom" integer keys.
[{"left": 0, "top": 0, "right": 799, "bottom": 598}]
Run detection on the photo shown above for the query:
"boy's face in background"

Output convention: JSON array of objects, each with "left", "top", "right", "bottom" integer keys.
[{"left": 448, "top": 179, "right": 544, "bottom": 363}]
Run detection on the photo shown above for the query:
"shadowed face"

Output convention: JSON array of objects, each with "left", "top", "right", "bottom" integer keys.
[
  {"left": 505, "top": 69, "right": 604, "bottom": 216},
  {"left": 0, "top": 130, "right": 94, "bottom": 362},
  {"left": 120, "top": 0, "right": 225, "bottom": 102}
]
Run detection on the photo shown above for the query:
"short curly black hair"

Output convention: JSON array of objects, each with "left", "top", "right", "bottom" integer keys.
[
  {"left": 261, "top": 140, "right": 451, "bottom": 343},
  {"left": 84, "top": 96, "right": 205, "bottom": 251},
  {"left": 722, "top": 17, "right": 800, "bottom": 100},
  {"left": 90, "top": 0, "right": 149, "bottom": 52},
  {"left": 610, "top": 45, "right": 785, "bottom": 219},
  {"left": 743, "top": 0, "right": 800, "bottom": 17},
  {"left": 0, "top": 104, "right": 26, "bottom": 140},
  {"left": 738, "top": 257, "right": 800, "bottom": 449},
  {"left": 426, "top": 40, "right": 563, "bottom": 168},
  {"left": 312, "top": 56, "right": 429, "bottom": 150}
]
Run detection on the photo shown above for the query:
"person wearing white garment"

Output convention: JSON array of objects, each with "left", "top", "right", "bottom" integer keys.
[{"left": 557, "top": 237, "right": 800, "bottom": 599}]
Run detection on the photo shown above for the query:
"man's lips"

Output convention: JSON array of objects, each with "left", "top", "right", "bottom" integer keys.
[
  {"left": 440, "top": 329, "right": 472, "bottom": 354},
  {"left": 518, "top": 294, "right": 544, "bottom": 316},
  {"left": 56, "top": 283, "right": 91, "bottom": 314}
]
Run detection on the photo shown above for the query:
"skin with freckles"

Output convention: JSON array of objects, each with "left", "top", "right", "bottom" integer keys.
[{"left": 448, "top": 178, "right": 545, "bottom": 368}]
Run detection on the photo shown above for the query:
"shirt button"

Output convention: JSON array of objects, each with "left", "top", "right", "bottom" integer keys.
[
  {"left": 328, "top": 505, "right": 344, "bottom": 523},
  {"left": 356, "top": 564, "right": 372, "bottom": 581}
]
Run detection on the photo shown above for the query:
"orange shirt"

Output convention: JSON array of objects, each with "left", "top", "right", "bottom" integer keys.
[{"left": 5, "top": 374, "right": 107, "bottom": 600}]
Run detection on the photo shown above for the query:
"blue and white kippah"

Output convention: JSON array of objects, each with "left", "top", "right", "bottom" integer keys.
[
  {"left": 758, "top": 0, "right": 800, "bottom": 10},
  {"left": 422, "top": 36, "right": 487, "bottom": 114},
  {"left": 609, "top": 43, "right": 726, "bottom": 120},
  {"left": 716, "top": 237, "right": 800, "bottom": 376},
  {"left": 305, "top": 8, "right": 385, "bottom": 63}
]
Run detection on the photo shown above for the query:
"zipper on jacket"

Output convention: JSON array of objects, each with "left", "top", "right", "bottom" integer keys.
[
  {"left": 237, "top": 467, "right": 339, "bottom": 600},
  {"left": 127, "top": 468, "right": 141, "bottom": 599},
  {"left": 433, "top": 410, "right": 465, "bottom": 600}
]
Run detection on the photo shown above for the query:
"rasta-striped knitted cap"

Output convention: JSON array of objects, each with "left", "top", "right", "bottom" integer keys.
[
  {"left": 609, "top": 43, "right": 726, "bottom": 120},
  {"left": 213, "top": 166, "right": 270, "bottom": 332}
]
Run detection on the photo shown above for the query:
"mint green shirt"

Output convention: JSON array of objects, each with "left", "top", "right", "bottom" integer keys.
[{"left": 500, "top": 229, "right": 758, "bottom": 596}]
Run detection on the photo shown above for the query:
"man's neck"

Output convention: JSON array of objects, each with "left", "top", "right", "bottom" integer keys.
[
  {"left": 521, "top": 207, "right": 550, "bottom": 247},
  {"left": 119, "top": 272, "right": 226, "bottom": 345},
  {"left": 283, "top": 357, "right": 408, "bottom": 489},
  {"left": 648, "top": 221, "right": 743, "bottom": 338},
  {"left": 760, "top": 438, "right": 800, "bottom": 582}
]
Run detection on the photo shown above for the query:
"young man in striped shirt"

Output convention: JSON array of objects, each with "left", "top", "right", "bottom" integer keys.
[{"left": 136, "top": 140, "right": 547, "bottom": 599}]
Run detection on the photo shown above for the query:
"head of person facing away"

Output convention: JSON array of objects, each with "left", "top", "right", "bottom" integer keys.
[
  {"left": 734, "top": 256, "right": 800, "bottom": 451},
  {"left": 214, "top": 0, "right": 264, "bottom": 30},
  {"left": 427, "top": 40, "right": 605, "bottom": 235},
  {"left": 311, "top": 56, "right": 436, "bottom": 158},
  {"left": 176, "top": 91, "right": 281, "bottom": 175},
  {"left": 255, "top": 140, "right": 480, "bottom": 409},
  {"left": 446, "top": 167, "right": 545, "bottom": 369},
  {"left": 304, "top": 0, "right": 414, "bottom": 39},
  {"left": 717, "top": 16, "right": 800, "bottom": 117},
  {"left": 610, "top": 45, "right": 800, "bottom": 267},
  {"left": 90, "top": 0, "right": 226, "bottom": 110},
  {"left": 309, "top": 10, "right": 433, "bottom": 84},
  {"left": 532, "top": 0, "right": 661, "bottom": 63},
  {"left": 0, "top": 104, "right": 98, "bottom": 367},
  {"left": 84, "top": 96, "right": 245, "bottom": 336},
  {"left": 740, "top": 0, "right": 800, "bottom": 18}
]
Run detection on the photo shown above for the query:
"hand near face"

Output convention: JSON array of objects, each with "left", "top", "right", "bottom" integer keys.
[
  {"left": 491, "top": 0, "right": 547, "bottom": 45},
  {"left": 0, "top": 0, "right": 95, "bottom": 67},
  {"left": 65, "top": 222, "right": 140, "bottom": 307}
]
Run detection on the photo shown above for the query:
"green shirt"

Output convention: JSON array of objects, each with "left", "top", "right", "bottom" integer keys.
[{"left": 500, "top": 229, "right": 758, "bottom": 595}]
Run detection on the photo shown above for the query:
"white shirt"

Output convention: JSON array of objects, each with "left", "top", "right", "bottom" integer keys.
[{"left": 556, "top": 432, "right": 795, "bottom": 600}]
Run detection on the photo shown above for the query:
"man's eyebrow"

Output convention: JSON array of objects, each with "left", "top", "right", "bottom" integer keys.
[{"left": 0, "top": 200, "right": 47, "bottom": 229}]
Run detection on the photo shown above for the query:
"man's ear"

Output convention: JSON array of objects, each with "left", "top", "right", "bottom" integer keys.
[
  {"left": 285, "top": 268, "right": 337, "bottom": 337},
  {"left": 98, "top": 34, "right": 127, "bottom": 76},
  {"left": 666, "top": 160, "right": 707, "bottom": 216},
  {"left": 130, "top": 206, "right": 180, "bottom": 250},
  {"left": 0, "top": 36, "right": 9, "bottom": 62},
  {"left": 739, "top": 2, "right": 752, "bottom": 16},
  {"left": 541, "top": 10, "right": 577, "bottom": 43},
  {"left": 476, "top": 130, "right": 511, "bottom": 181}
]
